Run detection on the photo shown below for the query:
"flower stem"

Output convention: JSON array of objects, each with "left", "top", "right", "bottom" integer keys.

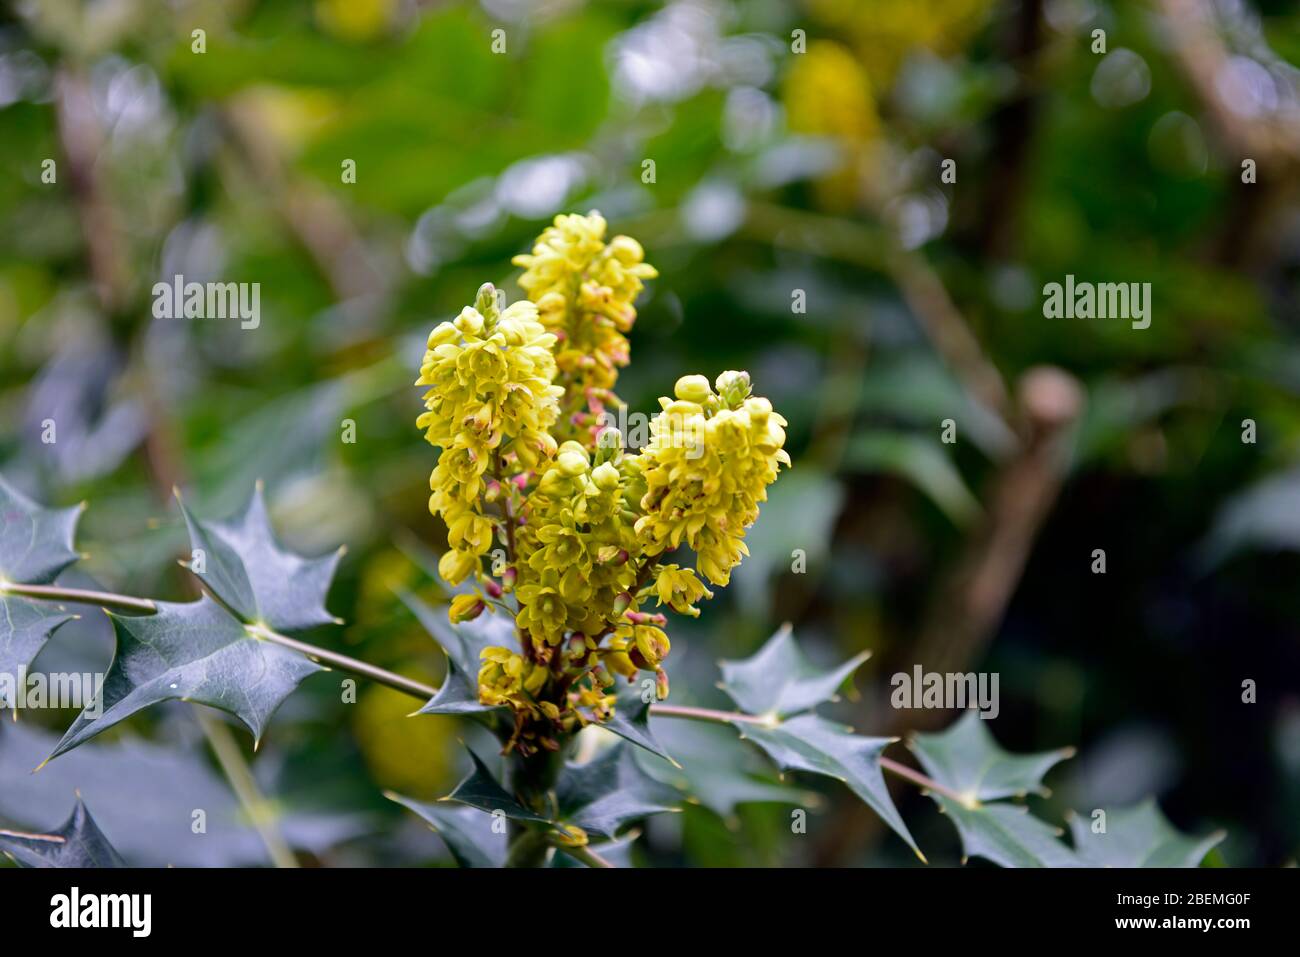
[{"left": 554, "top": 841, "right": 615, "bottom": 868}]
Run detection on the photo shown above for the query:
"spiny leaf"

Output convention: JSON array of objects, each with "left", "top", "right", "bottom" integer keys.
[
  {"left": 554, "top": 743, "right": 681, "bottom": 841},
  {"left": 907, "top": 712, "right": 1078, "bottom": 867},
  {"left": 402, "top": 591, "right": 504, "bottom": 719},
  {"left": 386, "top": 792, "right": 505, "bottom": 868},
  {"left": 910, "top": 710, "right": 1075, "bottom": 803},
  {"left": 443, "top": 747, "right": 552, "bottom": 825},
  {"left": 0, "top": 797, "right": 125, "bottom": 867},
  {"left": 0, "top": 474, "right": 82, "bottom": 586},
  {"left": 1069, "top": 799, "right": 1225, "bottom": 867},
  {"left": 930, "top": 797, "right": 1080, "bottom": 868},
  {"left": 48, "top": 596, "right": 323, "bottom": 761},
  {"left": 0, "top": 476, "right": 83, "bottom": 687},
  {"left": 734, "top": 713, "right": 919, "bottom": 859},
  {"left": 602, "top": 682, "right": 677, "bottom": 766},
  {"left": 719, "top": 624, "right": 869, "bottom": 717},
  {"left": 0, "top": 598, "right": 76, "bottom": 705},
  {"left": 178, "top": 483, "right": 342, "bottom": 632}
]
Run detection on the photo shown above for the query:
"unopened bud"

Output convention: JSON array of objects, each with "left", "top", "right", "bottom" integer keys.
[
  {"left": 484, "top": 578, "right": 503, "bottom": 599},
  {"left": 612, "top": 592, "right": 632, "bottom": 615},
  {"left": 674, "top": 374, "right": 713, "bottom": 403},
  {"left": 501, "top": 567, "right": 517, "bottom": 593},
  {"left": 655, "top": 669, "right": 670, "bottom": 700},
  {"left": 716, "top": 370, "right": 752, "bottom": 408}
]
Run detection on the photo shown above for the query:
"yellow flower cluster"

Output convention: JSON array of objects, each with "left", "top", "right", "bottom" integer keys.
[
  {"left": 512, "top": 212, "right": 657, "bottom": 447},
  {"left": 416, "top": 284, "right": 563, "bottom": 586},
  {"left": 633, "top": 372, "right": 791, "bottom": 586},
  {"left": 417, "top": 215, "right": 788, "bottom": 756}
]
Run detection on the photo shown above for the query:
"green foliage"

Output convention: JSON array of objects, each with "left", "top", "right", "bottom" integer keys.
[{"left": 0, "top": 798, "right": 124, "bottom": 868}]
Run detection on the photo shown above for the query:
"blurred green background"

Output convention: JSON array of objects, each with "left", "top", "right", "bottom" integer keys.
[{"left": 1, "top": 0, "right": 1299, "bottom": 867}]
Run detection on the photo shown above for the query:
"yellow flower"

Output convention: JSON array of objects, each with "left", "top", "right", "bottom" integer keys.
[{"left": 512, "top": 212, "right": 656, "bottom": 447}]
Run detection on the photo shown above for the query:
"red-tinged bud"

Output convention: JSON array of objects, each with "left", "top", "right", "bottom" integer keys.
[
  {"left": 655, "top": 669, "right": 670, "bottom": 700},
  {"left": 612, "top": 592, "right": 632, "bottom": 615},
  {"left": 501, "top": 567, "right": 517, "bottom": 593},
  {"left": 512, "top": 472, "right": 531, "bottom": 490},
  {"left": 625, "top": 611, "right": 668, "bottom": 627},
  {"left": 484, "top": 578, "right": 503, "bottom": 599},
  {"left": 484, "top": 480, "right": 502, "bottom": 503}
]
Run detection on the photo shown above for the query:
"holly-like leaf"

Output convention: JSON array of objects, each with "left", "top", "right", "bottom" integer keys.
[
  {"left": 909, "top": 710, "right": 1075, "bottom": 803},
  {"left": 402, "top": 591, "right": 505, "bottom": 719},
  {"left": 735, "top": 713, "right": 920, "bottom": 859},
  {"left": 0, "top": 797, "right": 125, "bottom": 867},
  {"left": 178, "top": 483, "right": 342, "bottom": 632},
  {"left": 0, "top": 476, "right": 84, "bottom": 688},
  {"left": 554, "top": 743, "right": 681, "bottom": 841},
  {"left": 386, "top": 792, "right": 505, "bottom": 868},
  {"left": 602, "top": 682, "right": 677, "bottom": 766},
  {"left": 907, "top": 712, "right": 1078, "bottom": 867},
  {"left": 0, "top": 598, "right": 77, "bottom": 705},
  {"left": 719, "top": 624, "right": 869, "bottom": 717},
  {"left": 48, "top": 596, "right": 323, "bottom": 761},
  {"left": 0, "top": 474, "right": 82, "bottom": 586},
  {"left": 1069, "top": 799, "right": 1225, "bottom": 867},
  {"left": 929, "top": 797, "right": 1080, "bottom": 868},
  {"left": 444, "top": 747, "right": 552, "bottom": 825}
]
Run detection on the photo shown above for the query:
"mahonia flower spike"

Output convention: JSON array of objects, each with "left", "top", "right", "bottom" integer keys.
[{"left": 417, "top": 212, "right": 789, "bottom": 756}]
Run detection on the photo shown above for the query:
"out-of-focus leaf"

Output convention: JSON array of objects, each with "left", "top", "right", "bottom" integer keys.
[
  {"left": 735, "top": 713, "right": 918, "bottom": 858},
  {"left": 0, "top": 473, "right": 82, "bottom": 585},
  {"left": 554, "top": 744, "right": 681, "bottom": 841},
  {"left": 1068, "top": 800, "right": 1225, "bottom": 867},
  {"left": 386, "top": 793, "right": 504, "bottom": 868},
  {"left": 844, "top": 430, "right": 981, "bottom": 526},
  {"left": 1199, "top": 465, "right": 1300, "bottom": 566},
  {"left": 0, "top": 797, "right": 124, "bottom": 868},
  {"left": 49, "top": 596, "right": 323, "bottom": 761},
  {"left": 856, "top": 354, "right": 1017, "bottom": 459},
  {"left": 0, "top": 721, "right": 371, "bottom": 867},
  {"left": 719, "top": 624, "right": 869, "bottom": 717},
  {"left": 730, "top": 469, "right": 843, "bottom": 610},
  {"left": 178, "top": 483, "right": 343, "bottom": 632}
]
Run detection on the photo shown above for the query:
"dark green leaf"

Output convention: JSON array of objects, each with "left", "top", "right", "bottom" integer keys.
[
  {"left": 602, "top": 682, "right": 677, "bottom": 766},
  {"left": 735, "top": 713, "right": 919, "bottom": 858},
  {"left": 0, "top": 474, "right": 82, "bottom": 586},
  {"left": 178, "top": 483, "right": 342, "bottom": 632},
  {"left": 555, "top": 744, "right": 681, "bottom": 841},
  {"left": 444, "top": 747, "right": 551, "bottom": 825},
  {"left": 386, "top": 792, "right": 505, "bottom": 868},
  {"left": 401, "top": 591, "right": 505, "bottom": 719},
  {"left": 718, "top": 624, "right": 869, "bottom": 717},
  {"left": 0, "top": 797, "right": 125, "bottom": 868},
  {"left": 910, "top": 710, "right": 1075, "bottom": 802},
  {"left": 49, "top": 596, "right": 323, "bottom": 761},
  {"left": 1069, "top": 799, "right": 1225, "bottom": 867}
]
